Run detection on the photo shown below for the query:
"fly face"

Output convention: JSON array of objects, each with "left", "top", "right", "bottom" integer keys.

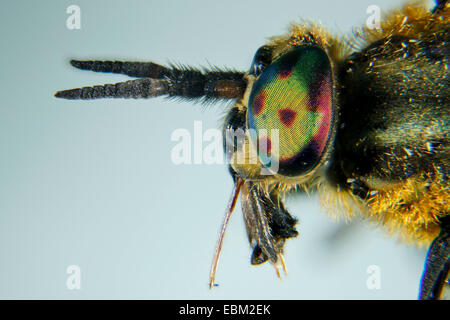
[
  {"left": 216, "top": 45, "right": 337, "bottom": 287},
  {"left": 227, "top": 44, "right": 336, "bottom": 183},
  {"left": 54, "top": 0, "right": 450, "bottom": 299},
  {"left": 246, "top": 45, "right": 335, "bottom": 177}
]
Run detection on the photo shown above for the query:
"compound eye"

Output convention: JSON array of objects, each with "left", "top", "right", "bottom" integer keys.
[
  {"left": 249, "top": 46, "right": 273, "bottom": 76},
  {"left": 248, "top": 46, "right": 334, "bottom": 177}
]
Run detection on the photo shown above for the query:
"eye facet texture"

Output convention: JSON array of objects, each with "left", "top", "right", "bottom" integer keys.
[{"left": 248, "top": 46, "right": 334, "bottom": 176}]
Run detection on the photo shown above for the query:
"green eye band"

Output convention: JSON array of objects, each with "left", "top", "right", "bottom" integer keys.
[{"left": 248, "top": 46, "right": 334, "bottom": 176}]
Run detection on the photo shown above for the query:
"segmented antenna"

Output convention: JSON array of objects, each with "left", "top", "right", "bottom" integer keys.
[
  {"left": 69, "top": 60, "right": 172, "bottom": 78},
  {"left": 54, "top": 78, "right": 169, "bottom": 100},
  {"left": 55, "top": 60, "right": 247, "bottom": 102}
]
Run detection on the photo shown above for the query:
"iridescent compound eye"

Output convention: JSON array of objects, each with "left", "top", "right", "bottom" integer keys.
[{"left": 248, "top": 46, "right": 334, "bottom": 177}]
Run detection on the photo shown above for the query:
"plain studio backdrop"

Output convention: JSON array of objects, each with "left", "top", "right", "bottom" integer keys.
[{"left": 0, "top": 0, "right": 434, "bottom": 299}]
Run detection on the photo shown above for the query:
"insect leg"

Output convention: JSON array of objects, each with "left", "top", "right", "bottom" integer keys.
[{"left": 419, "top": 215, "right": 450, "bottom": 300}]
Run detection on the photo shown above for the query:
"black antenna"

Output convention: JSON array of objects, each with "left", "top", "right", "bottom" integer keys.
[{"left": 55, "top": 60, "right": 247, "bottom": 102}]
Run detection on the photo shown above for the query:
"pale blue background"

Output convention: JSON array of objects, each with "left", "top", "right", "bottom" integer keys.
[{"left": 0, "top": 0, "right": 433, "bottom": 299}]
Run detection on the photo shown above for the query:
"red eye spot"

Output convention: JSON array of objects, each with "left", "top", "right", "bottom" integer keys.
[
  {"left": 278, "top": 108, "right": 297, "bottom": 127},
  {"left": 279, "top": 66, "right": 293, "bottom": 79},
  {"left": 259, "top": 136, "right": 272, "bottom": 154},
  {"left": 252, "top": 91, "right": 266, "bottom": 116},
  {"left": 278, "top": 54, "right": 297, "bottom": 79}
]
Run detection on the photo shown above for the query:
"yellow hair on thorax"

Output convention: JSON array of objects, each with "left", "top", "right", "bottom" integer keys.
[
  {"left": 366, "top": 177, "right": 448, "bottom": 246},
  {"left": 355, "top": 0, "right": 449, "bottom": 48}
]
